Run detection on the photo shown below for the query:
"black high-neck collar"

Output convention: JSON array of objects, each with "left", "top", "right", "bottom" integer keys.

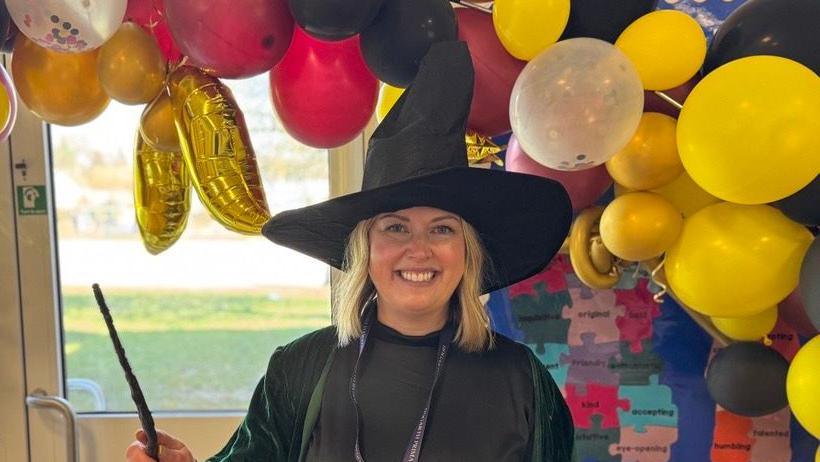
[{"left": 371, "top": 317, "right": 445, "bottom": 347}]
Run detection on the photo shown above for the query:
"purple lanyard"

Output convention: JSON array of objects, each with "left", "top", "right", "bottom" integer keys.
[{"left": 350, "top": 305, "right": 455, "bottom": 462}]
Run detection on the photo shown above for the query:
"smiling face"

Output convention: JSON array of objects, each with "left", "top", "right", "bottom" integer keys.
[{"left": 368, "top": 206, "right": 466, "bottom": 333}]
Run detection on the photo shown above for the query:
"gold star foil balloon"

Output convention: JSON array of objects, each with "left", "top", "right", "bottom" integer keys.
[
  {"left": 465, "top": 131, "right": 503, "bottom": 166},
  {"left": 168, "top": 66, "right": 270, "bottom": 234},
  {"left": 134, "top": 131, "right": 191, "bottom": 254}
]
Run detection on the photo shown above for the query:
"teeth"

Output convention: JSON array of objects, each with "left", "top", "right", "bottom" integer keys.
[{"left": 400, "top": 271, "right": 435, "bottom": 282}]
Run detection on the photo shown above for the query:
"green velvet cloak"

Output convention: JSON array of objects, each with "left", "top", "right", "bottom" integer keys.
[{"left": 206, "top": 327, "right": 574, "bottom": 462}]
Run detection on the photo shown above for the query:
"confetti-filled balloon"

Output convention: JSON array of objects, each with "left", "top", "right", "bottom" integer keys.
[
  {"left": 510, "top": 38, "right": 643, "bottom": 170},
  {"left": 134, "top": 131, "right": 190, "bottom": 255},
  {"left": 169, "top": 66, "right": 271, "bottom": 234},
  {"left": 6, "top": 0, "right": 126, "bottom": 52}
]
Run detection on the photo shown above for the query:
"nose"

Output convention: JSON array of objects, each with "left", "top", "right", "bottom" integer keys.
[{"left": 406, "top": 233, "right": 432, "bottom": 259}]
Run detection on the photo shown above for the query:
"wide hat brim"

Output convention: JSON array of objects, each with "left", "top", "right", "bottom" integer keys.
[{"left": 262, "top": 167, "right": 571, "bottom": 294}]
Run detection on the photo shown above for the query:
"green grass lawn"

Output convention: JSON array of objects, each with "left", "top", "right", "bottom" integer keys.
[{"left": 62, "top": 289, "right": 331, "bottom": 413}]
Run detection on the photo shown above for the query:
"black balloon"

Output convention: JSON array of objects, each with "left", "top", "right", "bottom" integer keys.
[
  {"left": 800, "top": 238, "right": 819, "bottom": 331},
  {"left": 289, "top": 0, "right": 385, "bottom": 41},
  {"left": 360, "top": 0, "right": 457, "bottom": 87},
  {"left": 706, "top": 342, "right": 789, "bottom": 417},
  {"left": 561, "top": 0, "right": 657, "bottom": 43},
  {"left": 772, "top": 176, "right": 819, "bottom": 226},
  {"left": 0, "top": 0, "right": 12, "bottom": 53},
  {"left": 704, "top": 0, "right": 820, "bottom": 74}
]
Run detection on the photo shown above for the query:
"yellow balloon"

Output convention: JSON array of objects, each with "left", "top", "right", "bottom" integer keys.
[
  {"left": 615, "top": 10, "right": 706, "bottom": 90},
  {"left": 0, "top": 83, "right": 9, "bottom": 130},
  {"left": 787, "top": 335, "right": 820, "bottom": 439},
  {"left": 134, "top": 131, "right": 190, "bottom": 255},
  {"left": 606, "top": 112, "right": 683, "bottom": 190},
  {"left": 140, "top": 89, "right": 180, "bottom": 152},
  {"left": 492, "top": 0, "right": 570, "bottom": 60},
  {"left": 711, "top": 306, "right": 777, "bottom": 341},
  {"left": 97, "top": 22, "right": 167, "bottom": 105},
  {"left": 677, "top": 56, "right": 820, "bottom": 204},
  {"left": 169, "top": 66, "right": 271, "bottom": 235},
  {"left": 666, "top": 202, "right": 813, "bottom": 317},
  {"left": 651, "top": 171, "right": 720, "bottom": 218},
  {"left": 600, "top": 192, "right": 683, "bottom": 262},
  {"left": 376, "top": 83, "right": 404, "bottom": 123},
  {"left": 11, "top": 36, "right": 109, "bottom": 126}
]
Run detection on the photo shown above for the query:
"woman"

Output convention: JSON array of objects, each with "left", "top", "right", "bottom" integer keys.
[{"left": 127, "top": 40, "right": 574, "bottom": 462}]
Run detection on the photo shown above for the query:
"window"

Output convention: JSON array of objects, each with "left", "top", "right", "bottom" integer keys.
[{"left": 51, "top": 75, "right": 332, "bottom": 412}]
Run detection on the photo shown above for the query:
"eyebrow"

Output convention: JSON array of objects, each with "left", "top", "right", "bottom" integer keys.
[{"left": 378, "top": 213, "right": 459, "bottom": 223}]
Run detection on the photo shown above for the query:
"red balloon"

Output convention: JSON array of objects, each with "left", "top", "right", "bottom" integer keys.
[
  {"left": 456, "top": 8, "right": 525, "bottom": 136},
  {"left": 165, "top": 0, "right": 293, "bottom": 79},
  {"left": 125, "top": 0, "right": 181, "bottom": 63},
  {"left": 643, "top": 74, "right": 701, "bottom": 118},
  {"left": 506, "top": 135, "right": 612, "bottom": 211},
  {"left": 270, "top": 27, "right": 378, "bottom": 149}
]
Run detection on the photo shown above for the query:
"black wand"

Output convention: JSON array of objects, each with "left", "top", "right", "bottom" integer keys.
[{"left": 92, "top": 283, "right": 159, "bottom": 460}]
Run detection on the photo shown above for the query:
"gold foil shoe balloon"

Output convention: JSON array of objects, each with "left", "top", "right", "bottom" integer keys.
[
  {"left": 168, "top": 66, "right": 271, "bottom": 234},
  {"left": 134, "top": 131, "right": 191, "bottom": 255},
  {"left": 140, "top": 89, "right": 181, "bottom": 153}
]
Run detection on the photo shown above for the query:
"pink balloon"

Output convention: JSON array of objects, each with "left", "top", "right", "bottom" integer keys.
[
  {"left": 506, "top": 135, "right": 612, "bottom": 211},
  {"left": 165, "top": 0, "right": 293, "bottom": 78},
  {"left": 778, "top": 288, "right": 818, "bottom": 337},
  {"left": 270, "top": 27, "right": 378, "bottom": 149},
  {"left": 456, "top": 8, "right": 525, "bottom": 137},
  {"left": 643, "top": 74, "right": 701, "bottom": 118}
]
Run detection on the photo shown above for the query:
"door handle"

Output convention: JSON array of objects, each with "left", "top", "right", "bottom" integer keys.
[{"left": 25, "top": 389, "right": 79, "bottom": 462}]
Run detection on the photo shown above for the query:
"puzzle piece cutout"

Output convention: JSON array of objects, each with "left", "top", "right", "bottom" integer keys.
[
  {"left": 508, "top": 254, "right": 573, "bottom": 297},
  {"left": 617, "top": 375, "right": 677, "bottom": 432},
  {"left": 575, "top": 415, "right": 621, "bottom": 462},
  {"left": 565, "top": 383, "right": 630, "bottom": 429},
  {"left": 565, "top": 273, "right": 595, "bottom": 299},
  {"left": 563, "top": 288, "right": 624, "bottom": 346},
  {"left": 711, "top": 410, "right": 754, "bottom": 462},
  {"left": 749, "top": 408, "right": 791, "bottom": 462},
  {"left": 609, "top": 425, "right": 678, "bottom": 462},
  {"left": 511, "top": 289, "right": 572, "bottom": 353},
  {"left": 608, "top": 340, "right": 664, "bottom": 386},
  {"left": 615, "top": 279, "right": 662, "bottom": 353},
  {"left": 529, "top": 342, "right": 569, "bottom": 387},
  {"left": 561, "top": 332, "right": 621, "bottom": 392}
]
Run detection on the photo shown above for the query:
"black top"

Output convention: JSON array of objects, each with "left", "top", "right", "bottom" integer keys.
[{"left": 304, "top": 319, "right": 535, "bottom": 461}]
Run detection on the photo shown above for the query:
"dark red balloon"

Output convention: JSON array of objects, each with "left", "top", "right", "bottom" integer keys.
[
  {"left": 165, "top": 0, "right": 294, "bottom": 78},
  {"left": 779, "top": 289, "right": 819, "bottom": 337},
  {"left": 506, "top": 135, "right": 612, "bottom": 211},
  {"left": 456, "top": 8, "right": 525, "bottom": 137},
  {"left": 643, "top": 74, "right": 701, "bottom": 118},
  {"left": 125, "top": 0, "right": 182, "bottom": 63},
  {"left": 270, "top": 27, "right": 378, "bottom": 148}
]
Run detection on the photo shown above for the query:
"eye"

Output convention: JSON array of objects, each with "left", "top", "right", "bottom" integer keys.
[
  {"left": 385, "top": 223, "right": 407, "bottom": 233},
  {"left": 432, "top": 225, "right": 455, "bottom": 234}
]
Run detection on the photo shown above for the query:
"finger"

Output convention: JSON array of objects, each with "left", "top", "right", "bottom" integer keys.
[
  {"left": 125, "top": 441, "right": 155, "bottom": 462},
  {"left": 135, "top": 429, "right": 146, "bottom": 444},
  {"left": 154, "top": 429, "right": 186, "bottom": 450},
  {"left": 158, "top": 445, "right": 196, "bottom": 462}
]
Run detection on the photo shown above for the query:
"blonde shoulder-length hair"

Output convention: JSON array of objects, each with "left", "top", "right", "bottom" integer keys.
[{"left": 332, "top": 215, "right": 496, "bottom": 353}]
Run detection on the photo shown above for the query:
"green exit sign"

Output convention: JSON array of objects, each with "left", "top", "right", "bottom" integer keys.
[{"left": 16, "top": 185, "right": 47, "bottom": 216}]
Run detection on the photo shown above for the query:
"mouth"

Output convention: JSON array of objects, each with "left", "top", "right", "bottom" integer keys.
[{"left": 395, "top": 270, "right": 439, "bottom": 283}]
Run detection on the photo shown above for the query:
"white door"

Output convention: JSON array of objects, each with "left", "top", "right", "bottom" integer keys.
[{"left": 0, "top": 70, "right": 369, "bottom": 462}]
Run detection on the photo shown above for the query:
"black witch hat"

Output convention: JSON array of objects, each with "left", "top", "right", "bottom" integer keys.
[{"left": 262, "top": 41, "right": 571, "bottom": 293}]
